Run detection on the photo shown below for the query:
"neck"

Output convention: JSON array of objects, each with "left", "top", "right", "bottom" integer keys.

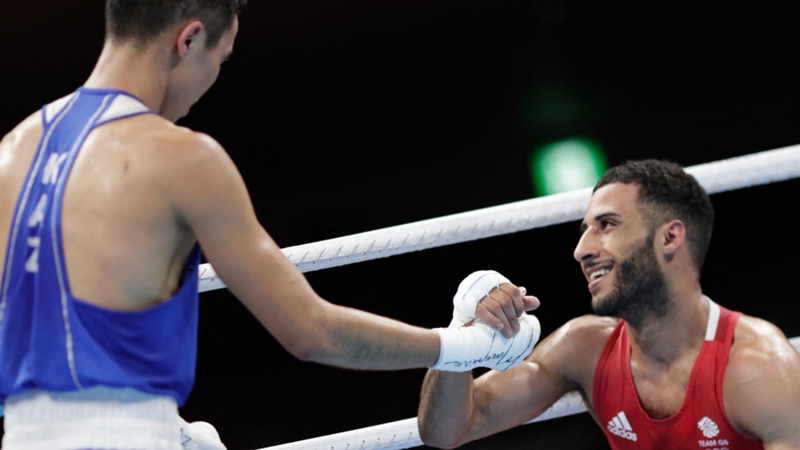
[
  {"left": 83, "top": 39, "right": 170, "bottom": 116},
  {"left": 625, "top": 282, "right": 707, "bottom": 365}
]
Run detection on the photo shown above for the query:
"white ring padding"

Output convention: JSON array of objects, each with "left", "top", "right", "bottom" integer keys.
[
  {"left": 259, "top": 336, "right": 800, "bottom": 450},
  {"left": 199, "top": 144, "right": 800, "bottom": 292}
]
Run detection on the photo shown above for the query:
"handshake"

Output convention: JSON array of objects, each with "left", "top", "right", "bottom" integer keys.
[
  {"left": 430, "top": 271, "right": 542, "bottom": 372},
  {"left": 176, "top": 270, "right": 537, "bottom": 450}
]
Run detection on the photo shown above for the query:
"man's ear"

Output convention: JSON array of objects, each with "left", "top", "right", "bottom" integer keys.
[
  {"left": 660, "top": 219, "right": 686, "bottom": 260},
  {"left": 176, "top": 20, "right": 205, "bottom": 58}
]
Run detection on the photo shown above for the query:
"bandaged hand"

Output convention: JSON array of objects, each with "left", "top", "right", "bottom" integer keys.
[
  {"left": 430, "top": 270, "right": 542, "bottom": 372},
  {"left": 180, "top": 417, "right": 226, "bottom": 450},
  {"left": 431, "top": 314, "right": 541, "bottom": 372},
  {"left": 450, "top": 270, "right": 539, "bottom": 337}
]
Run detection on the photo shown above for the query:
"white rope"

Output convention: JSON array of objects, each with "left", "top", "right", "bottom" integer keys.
[
  {"left": 198, "top": 144, "right": 800, "bottom": 292},
  {"left": 261, "top": 391, "right": 587, "bottom": 450},
  {"left": 261, "top": 339, "right": 800, "bottom": 450}
]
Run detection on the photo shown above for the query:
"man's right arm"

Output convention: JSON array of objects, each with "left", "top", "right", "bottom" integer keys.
[
  {"left": 166, "top": 132, "right": 535, "bottom": 370},
  {"left": 418, "top": 315, "right": 613, "bottom": 448}
]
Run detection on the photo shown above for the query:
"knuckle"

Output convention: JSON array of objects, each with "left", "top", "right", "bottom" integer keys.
[
  {"left": 493, "top": 291, "right": 513, "bottom": 303},
  {"left": 487, "top": 302, "right": 503, "bottom": 314}
]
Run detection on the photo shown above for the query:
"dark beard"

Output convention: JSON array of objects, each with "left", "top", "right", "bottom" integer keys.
[{"left": 592, "top": 236, "right": 670, "bottom": 328}]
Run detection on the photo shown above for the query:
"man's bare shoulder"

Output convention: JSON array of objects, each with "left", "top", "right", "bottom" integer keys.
[
  {"left": 723, "top": 314, "right": 800, "bottom": 441},
  {"left": 108, "top": 115, "right": 226, "bottom": 160},
  {"left": 540, "top": 315, "right": 619, "bottom": 357},
  {"left": 728, "top": 315, "right": 798, "bottom": 370},
  {"left": 533, "top": 314, "right": 619, "bottom": 387},
  {"left": 0, "top": 113, "right": 44, "bottom": 188},
  {"left": 1, "top": 112, "right": 43, "bottom": 149},
  {"left": 95, "top": 115, "right": 236, "bottom": 185},
  {"left": 545, "top": 314, "right": 619, "bottom": 352}
]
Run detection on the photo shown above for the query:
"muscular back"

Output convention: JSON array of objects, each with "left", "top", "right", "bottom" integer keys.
[{"left": 0, "top": 108, "right": 196, "bottom": 311}]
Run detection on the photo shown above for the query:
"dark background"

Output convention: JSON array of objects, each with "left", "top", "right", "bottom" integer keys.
[{"left": 2, "top": 1, "right": 799, "bottom": 449}]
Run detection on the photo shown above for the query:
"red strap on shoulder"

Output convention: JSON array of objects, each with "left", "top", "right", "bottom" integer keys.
[{"left": 593, "top": 319, "right": 626, "bottom": 410}]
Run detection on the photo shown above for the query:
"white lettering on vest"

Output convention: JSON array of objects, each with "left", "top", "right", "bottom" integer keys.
[
  {"left": 698, "top": 438, "right": 730, "bottom": 449},
  {"left": 27, "top": 194, "right": 48, "bottom": 228},
  {"left": 42, "top": 152, "right": 68, "bottom": 185},
  {"left": 607, "top": 424, "right": 638, "bottom": 442},
  {"left": 25, "top": 237, "right": 41, "bottom": 273}
]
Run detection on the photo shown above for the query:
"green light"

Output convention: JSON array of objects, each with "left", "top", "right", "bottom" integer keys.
[{"left": 529, "top": 138, "right": 608, "bottom": 196}]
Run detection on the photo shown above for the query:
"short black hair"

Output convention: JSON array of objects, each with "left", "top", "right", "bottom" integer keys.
[
  {"left": 106, "top": 0, "right": 247, "bottom": 48},
  {"left": 594, "top": 159, "right": 715, "bottom": 273}
]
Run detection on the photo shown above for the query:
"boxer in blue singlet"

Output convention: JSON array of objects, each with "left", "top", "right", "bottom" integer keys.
[
  {"left": 0, "top": 1, "right": 540, "bottom": 448},
  {"left": 1, "top": 89, "right": 202, "bottom": 449}
]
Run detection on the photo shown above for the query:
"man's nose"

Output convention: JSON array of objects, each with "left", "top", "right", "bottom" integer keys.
[{"left": 574, "top": 229, "right": 599, "bottom": 263}]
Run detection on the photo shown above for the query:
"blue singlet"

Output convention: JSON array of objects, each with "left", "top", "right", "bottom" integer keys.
[{"left": 0, "top": 88, "right": 200, "bottom": 406}]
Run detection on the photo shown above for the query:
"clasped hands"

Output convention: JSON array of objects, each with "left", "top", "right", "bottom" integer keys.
[
  {"left": 452, "top": 271, "right": 541, "bottom": 338},
  {"left": 431, "top": 270, "right": 542, "bottom": 372}
]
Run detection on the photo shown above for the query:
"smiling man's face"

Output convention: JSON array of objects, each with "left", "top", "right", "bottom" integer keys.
[{"left": 574, "top": 182, "right": 669, "bottom": 323}]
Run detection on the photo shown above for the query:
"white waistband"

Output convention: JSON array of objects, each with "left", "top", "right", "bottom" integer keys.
[{"left": 2, "top": 386, "right": 181, "bottom": 450}]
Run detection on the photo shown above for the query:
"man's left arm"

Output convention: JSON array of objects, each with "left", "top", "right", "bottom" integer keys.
[{"left": 724, "top": 317, "right": 800, "bottom": 449}]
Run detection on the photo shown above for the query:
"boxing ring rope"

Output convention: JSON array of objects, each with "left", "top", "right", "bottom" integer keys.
[
  {"left": 262, "top": 390, "right": 590, "bottom": 450},
  {"left": 198, "top": 144, "right": 800, "bottom": 290},
  {"left": 200, "top": 144, "right": 800, "bottom": 450}
]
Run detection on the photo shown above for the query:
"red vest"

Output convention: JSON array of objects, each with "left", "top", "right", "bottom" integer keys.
[{"left": 593, "top": 301, "right": 763, "bottom": 450}]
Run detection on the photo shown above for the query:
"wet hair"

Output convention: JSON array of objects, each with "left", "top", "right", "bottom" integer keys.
[
  {"left": 105, "top": 0, "right": 246, "bottom": 48},
  {"left": 594, "top": 159, "right": 715, "bottom": 273}
]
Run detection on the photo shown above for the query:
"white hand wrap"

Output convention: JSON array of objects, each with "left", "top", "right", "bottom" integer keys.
[
  {"left": 430, "top": 313, "right": 541, "bottom": 372},
  {"left": 450, "top": 270, "right": 511, "bottom": 327},
  {"left": 180, "top": 417, "right": 227, "bottom": 450}
]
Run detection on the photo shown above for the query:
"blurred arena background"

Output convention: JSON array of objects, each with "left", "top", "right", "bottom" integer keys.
[{"left": 1, "top": 1, "right": 799, "bottom": 448}]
